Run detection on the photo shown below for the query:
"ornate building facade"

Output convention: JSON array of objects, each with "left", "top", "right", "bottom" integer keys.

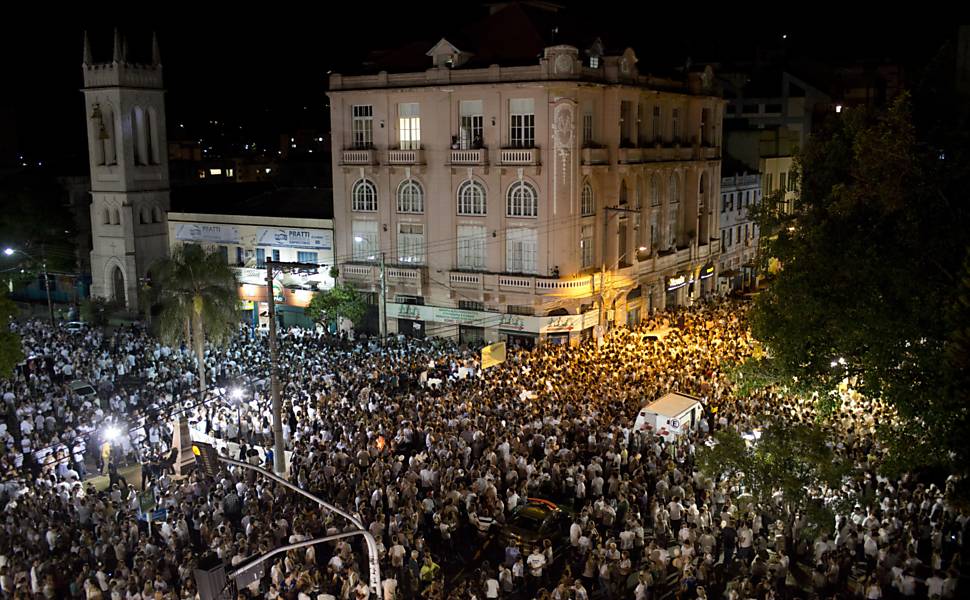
[{"left": 329, "top": 25, "right": 723, "bottom": 345}]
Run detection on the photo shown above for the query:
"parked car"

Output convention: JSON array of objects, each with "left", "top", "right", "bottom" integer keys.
[
  {"left": 63, "top": 321, "right": 86, "bottom": 333},
  {"left": 68, "top": 380, "right": 99, "bottom": 404},
  {"left": 498, "top": 498, "right": 571, "bottom": 547}
]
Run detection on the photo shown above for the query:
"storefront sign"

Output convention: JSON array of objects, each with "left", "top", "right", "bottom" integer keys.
[
  {"left": 700, "top": 264, "right": 715, "bottom": 280},
  {"left": 667, "top": 275, "right": 688, "bottom": 291},
  {"left": 175, "top": 223, "right": 240, "bottom": 245},
  {"left": 256, "top": 227, "right": 333, "bottom": 250},
  {"left": 498, "top": 314, "right": 529, "bottom": 332},
  {"left": 388, "top": 304, "right": 595, "bottom": 335},
  {"left": 541, "top": 314, "right": 582, "bottom": 333}
]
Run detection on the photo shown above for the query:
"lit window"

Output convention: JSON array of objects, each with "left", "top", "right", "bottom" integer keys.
[
  {"left": 398, "top": 103, "right": 421, "bottom": 150},
  {"left": 506, "top": 228, "right": 538, "bottom": 274},
  {"left": 352, "top": 220, "right": 378, "bottom": 261},
  {"left": 209, "top": 168, "right": 222, "bottom": 175}
]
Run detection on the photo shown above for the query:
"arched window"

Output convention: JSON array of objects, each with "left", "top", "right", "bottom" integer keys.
[
  {"left": 112, "top": 209, "right": 121, "bottom": 225},
  {"left": 133, "top": 107, "right": 148, "bottom": 166},
  {"left": 581, "top": 181, "right": 594, "bottom": 216},
  {"left": 397, "top": 179, "right": 424, "bottom": 213},
  {"left": 152, "top": 206, "right": 162, "bottom": 223},
  {"left": 139, "top": 208, "right": 148, "bottom": 224},
  {"left": 351, "top": 179, "right": 378, "bottom": 212},
  {"left": 457, "top": 180, "right": 486, "bottom": 216},
  {"left": 103, "top": 208, "right": 111, "bottom": 225},
  {"left": 506, "top": 181, "right": 538, "bottom": 217},
  {"left": 147, "top": 108, "right": 160, "bottom": 165}
]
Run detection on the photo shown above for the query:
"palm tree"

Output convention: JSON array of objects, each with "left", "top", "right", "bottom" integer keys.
[{"left": 155, "top": 244, "right": 238, "bottom": 391}]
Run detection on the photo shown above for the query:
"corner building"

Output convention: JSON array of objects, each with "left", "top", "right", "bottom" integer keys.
[{"left": 329, "top": 16, "right": 723, "bottom": 345}]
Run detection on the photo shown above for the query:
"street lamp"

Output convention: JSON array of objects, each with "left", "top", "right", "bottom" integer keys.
[{"left": 4, "top": 247, "right": 55, "bottom": 326}]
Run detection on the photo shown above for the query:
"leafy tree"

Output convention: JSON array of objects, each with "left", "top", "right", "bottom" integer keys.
[
  {"left": 697, "top": 422, "right": 853, "bottom": 541},
  {"left": 749, "top": 91, "right": 970, "bottom": 494},
  {"left": 305, "top": 283, "right": 367, "bottom": 330},
  {"left": 155, "top": 245, "right": 238, "bottom": 391},
  {"left": 0, "top": 296, "right": 24, "bottom": 379}
]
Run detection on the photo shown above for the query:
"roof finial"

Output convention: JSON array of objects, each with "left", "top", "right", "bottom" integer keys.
[
  {"left": 112, "top": 28, "right": 122, "bottom": 64},
  {"left": 152, "top": 31, "right": 161, "bottom": 66},
  {"left": 82, "top": 30, "right": 92, "bottom": 66},
  {"left": 121, "top": 35, "right": 129, "bottom": 64}
]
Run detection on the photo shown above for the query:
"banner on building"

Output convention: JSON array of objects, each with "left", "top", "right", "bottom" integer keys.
[
  {"left": 174, "top": 223, "right": 241, "bottom": 245},
  {"left": 256, "top": 227, "right": 333, "bottom": 250},
  {"left": 481, "top": 341, "right": 506, "bottom": 369}
]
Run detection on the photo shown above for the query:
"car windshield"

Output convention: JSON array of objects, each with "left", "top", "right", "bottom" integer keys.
[{"left": 73, "top": 386, "right": 96, "bottom": 396}]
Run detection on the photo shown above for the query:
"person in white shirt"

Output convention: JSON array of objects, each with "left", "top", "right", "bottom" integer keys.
[{"left": 381, "top": 576, "right": 397, "bottom": 600}]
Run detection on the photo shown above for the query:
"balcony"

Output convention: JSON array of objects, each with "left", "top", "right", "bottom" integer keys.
[
  {"left": 580, "top": 147, "right": 609, "bottom": 165},
  {"left": 498, "top": 274, "right": 535, "bottom": 292},
  {"left": 387, "top": 148, "right": 424, "bottom": 165},
  {"left": 341, "top": 148, "right": 377, "bottom": 165},
  {"left": 450, "top": 148, "right": 487, "bottom": 165},
  {"left": 617, "top": 147, "right": 644, "bottom": 164},
  {"left": 500, "top": 147, "right": 540, "bottom": 166},
  {"left": 449, "top": 271, "right": 483, "bottom": 289},
  {"left": 387, "top": 265, "right": 423, "bottom": 285}
]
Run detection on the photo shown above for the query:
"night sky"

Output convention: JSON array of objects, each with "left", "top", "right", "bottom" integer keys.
[{"left": 0, "top": 6, "right": 956, "bottom": 172}]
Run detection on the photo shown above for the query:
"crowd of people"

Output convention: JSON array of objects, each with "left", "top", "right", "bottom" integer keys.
[{"left": 0, "top": 300, "right": 965, "bottom": 599}]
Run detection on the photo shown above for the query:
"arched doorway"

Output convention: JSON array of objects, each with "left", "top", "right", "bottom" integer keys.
[{"left": 111, "top": 266, "right": 126, "bottom": 305}]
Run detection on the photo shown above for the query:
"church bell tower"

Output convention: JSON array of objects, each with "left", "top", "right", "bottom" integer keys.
[{"left": 82, "top": 29, "right": 170, "bottom": 310}]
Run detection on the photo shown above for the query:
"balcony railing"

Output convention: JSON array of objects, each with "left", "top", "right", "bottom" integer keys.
[
  {"left": 449, "top": 272, "right": 483, "bottom": 288},
  {"left": 450, "top": 148, "right": 487, "bottom": 165},
  {"left": 387, "top": 148, "right": 424, "bottom": 165},
  {"left": 617, "top": 147, "right": 644, "bottom": 164},
  {"left": 498, "top": 275, "right": 535, "bottom": 291},
  {"left": 387, "top": 266, "right": 422, "bottom": 283},
  {"left": 500, "top": 147, "right": 540, "bottom": 165},
  {"left": 341, "top": 148, "right": 377, "bottom": 165},
  {"left": 581, "top": 147, "right": 609, "bottom": 165}
]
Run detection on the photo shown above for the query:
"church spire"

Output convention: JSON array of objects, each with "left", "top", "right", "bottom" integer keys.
[
  {"left": 152, "top": 32, "right": 161, "bottom": 66},
  {"left": 112, "top": 28, "right": 122, "bottom": 64},
  {"left": 82, "top": 30, "right": 92, "bottom": 65},
  {"left": 121, "top": 35, "right": 128, "bottom": 64}
]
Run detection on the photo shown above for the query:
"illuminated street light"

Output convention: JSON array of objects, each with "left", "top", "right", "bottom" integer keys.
[
  {"left": 230, "top": 387, "right": 244, "bottom": 401},
  {"left": 104, "top": 426, "right": 121, "bottom": 441},
  {"left": 2, "top": 248, "right": 13, "bottom": 256}
]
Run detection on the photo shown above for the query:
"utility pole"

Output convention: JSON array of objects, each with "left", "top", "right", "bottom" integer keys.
[
  {"left": 41, "top": 256, "right": 54, "bottom": 326},
  {"left": 264, "top": 259, "right": 319, "bottom": 476},
  {"left": 378, "top": 252, "right": 387, "bottom": 344}
]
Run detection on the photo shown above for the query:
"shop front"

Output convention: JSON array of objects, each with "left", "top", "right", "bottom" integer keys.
[
  {"left": 665, "top": 273, "right": 690, "bottom": 307},
  {"left": 699, "top": 263, "right": 716, "bottom": 296}
]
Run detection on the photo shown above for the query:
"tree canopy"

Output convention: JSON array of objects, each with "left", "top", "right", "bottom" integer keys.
[
  {"left": 155, "top": 244, "right": 238, "bottom": 391},
  {"left": 749, "top": 86, "right": 970, "bottom": 493},
  {"left": 305, "top": 283, "right": 367, "bottom": 330}
]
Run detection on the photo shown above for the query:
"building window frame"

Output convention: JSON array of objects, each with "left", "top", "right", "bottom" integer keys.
[
  {"left": 457, "top": 180, "right": 487, "bottom": 216},
  {"left": 396, "top": 179, "right": 424, "bottom": 214},
  {"left": 352, "top": 179, "right": 378, "bottom": 212},
  {"left": 506, "top": 180, "right": 538, "bottom": 218},
  {"left": 351, "top": 105, "right": 374, "bottom": 149}
]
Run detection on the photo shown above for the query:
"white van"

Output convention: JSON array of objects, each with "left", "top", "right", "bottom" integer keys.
[{"left": 634, "top": 392, "right": 704, "bottom": 442}]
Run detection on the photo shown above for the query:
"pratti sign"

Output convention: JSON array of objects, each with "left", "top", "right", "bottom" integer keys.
[
  {"left": 175, "top": 223, "right": 240, "bottom": 245},
  {"left": 256, "top": 227, "right": 333, "bottom": 250}
]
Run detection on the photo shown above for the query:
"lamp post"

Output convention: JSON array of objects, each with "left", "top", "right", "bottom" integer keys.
[{"left": 4, "top": 247, "right": 54, "bottom": 325}]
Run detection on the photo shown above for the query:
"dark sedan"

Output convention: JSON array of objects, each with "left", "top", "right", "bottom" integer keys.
[{"left": 498, "top": 498, "right": 571, "bottom": 547}]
